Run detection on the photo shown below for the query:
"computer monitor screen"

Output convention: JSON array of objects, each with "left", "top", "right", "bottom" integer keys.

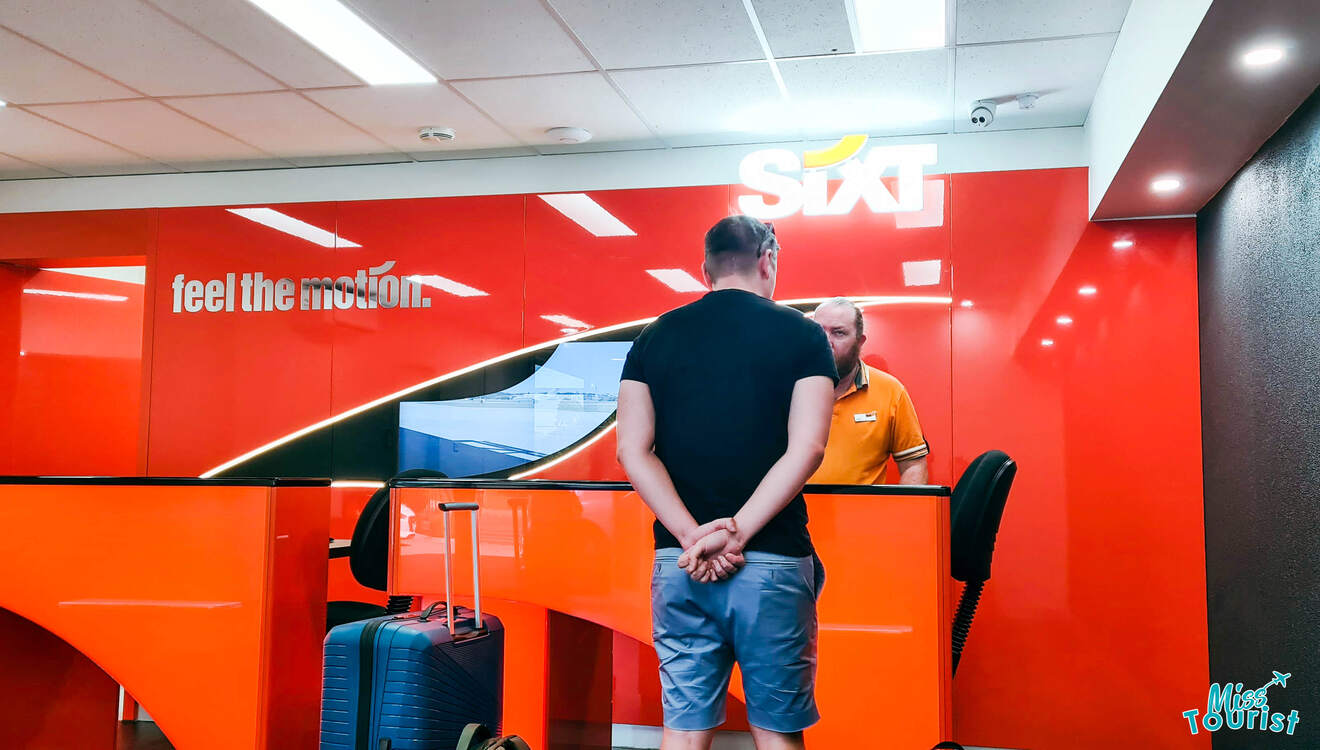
[{"left": 398, "top": 341, "right": 632, "bottom": 477}]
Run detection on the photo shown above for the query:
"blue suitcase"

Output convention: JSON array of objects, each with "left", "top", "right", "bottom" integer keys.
[{"left": 321, "top": 502, "right": 504, "bottom": 750}]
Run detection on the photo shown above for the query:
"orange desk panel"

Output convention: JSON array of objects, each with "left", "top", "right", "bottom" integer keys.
[
  {"left": 390, "top": 482, "right": 952, "bottom": 747},
  {"left": 0, "top": 479, "right": 329, "bottom": 750}
]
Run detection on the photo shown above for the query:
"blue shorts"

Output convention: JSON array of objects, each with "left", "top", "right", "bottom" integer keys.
[{"left": 650, "top": 548, "right": 823, "bottom": 733}]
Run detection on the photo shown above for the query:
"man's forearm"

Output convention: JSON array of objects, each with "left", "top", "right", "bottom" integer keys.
[
  {"left": 619, "top": 450, "right": 699, "bottom": 544},
  {"left": 731, "top": 444, "right": 826, "bottom": 543}
]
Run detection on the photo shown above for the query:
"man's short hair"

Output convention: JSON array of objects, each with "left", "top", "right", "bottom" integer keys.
[
  {"left": 815, "top": 297, "right": 864, "bottom": 337},
  {"left": 704, "top": 215, "right": 778, "bottom": 280}
]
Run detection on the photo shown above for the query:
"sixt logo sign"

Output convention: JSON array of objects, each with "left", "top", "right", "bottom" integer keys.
[
  {"left": 1182, "top": 670, "right": 1301, "bottom": 736},
  {"left": 737, "top": 135, "right": 937, "bottom": 220}
]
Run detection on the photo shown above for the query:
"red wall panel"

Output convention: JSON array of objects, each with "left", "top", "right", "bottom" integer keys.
[
  {"left": 0, "top": 266, "right": 144, "bottom": 476},
  {"left": 948, "top": 169, "right": 1208, "bottom": 749}
]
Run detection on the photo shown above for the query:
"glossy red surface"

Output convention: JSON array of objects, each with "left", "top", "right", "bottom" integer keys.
[
  {"left": 948, "top": 169, "right": 1208, "bottom": 748},
  {"left": 0, "top": 167, "right": 1208, "bottom": 747},
  {"left": 0, "top": 265, "right": 145, "bottom": 475}
]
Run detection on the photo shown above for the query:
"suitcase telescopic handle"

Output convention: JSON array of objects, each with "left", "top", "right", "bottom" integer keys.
[{"left": 438, "top": 502, "right": 482, "bottom": 632}]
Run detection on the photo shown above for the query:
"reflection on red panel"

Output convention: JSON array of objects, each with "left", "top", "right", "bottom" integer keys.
[
  {"left": 0, "top": 266, "right": 144, "bottom": 475},
  {"left": 950, "top": 168, "right": 1207, "bottom": 749}
]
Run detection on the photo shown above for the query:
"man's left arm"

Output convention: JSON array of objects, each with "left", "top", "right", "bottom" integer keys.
[{"left": 891, "top": 386, "right": 930, "bottom": 485}]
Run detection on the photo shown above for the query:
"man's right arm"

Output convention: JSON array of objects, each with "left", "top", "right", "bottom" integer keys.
[{"left": 728, "top": 375, "right": 835, "bottom": 548}]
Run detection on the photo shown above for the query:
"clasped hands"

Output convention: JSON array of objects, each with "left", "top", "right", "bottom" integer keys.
[{"left": 677, "top": 518, "right": 746, "bottom": 583}]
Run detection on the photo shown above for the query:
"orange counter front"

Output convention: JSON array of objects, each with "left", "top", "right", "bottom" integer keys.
[
  {"left": 0, "top": 477, "right": 330, "bottom": 750},
  {"left": 388, "top": 479, "right": 953, "bottom": 749}
]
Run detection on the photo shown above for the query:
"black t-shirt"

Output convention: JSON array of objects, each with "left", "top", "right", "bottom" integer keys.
[{"left": 620, "top": 289, "right": 838, "bottom": 557}]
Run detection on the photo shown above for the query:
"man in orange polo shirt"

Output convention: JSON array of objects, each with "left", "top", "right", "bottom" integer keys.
[{"left": 810, "top": 298, "right": 929, "bottom": 485}]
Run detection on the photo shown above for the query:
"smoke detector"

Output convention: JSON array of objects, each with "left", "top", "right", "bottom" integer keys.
[
  {"left": 545, "top": 126, "right": 592, "bottom": 144},
  {"left": 418, "top": 126, "right": 456, "bottom": 142},
  {"left": 1017, "top": 93, "right": 1039, "bottom": 110}
]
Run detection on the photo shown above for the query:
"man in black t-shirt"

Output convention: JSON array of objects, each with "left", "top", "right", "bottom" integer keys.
[{"left": 617, "top": 215, "right": 837, "bottom": 750}]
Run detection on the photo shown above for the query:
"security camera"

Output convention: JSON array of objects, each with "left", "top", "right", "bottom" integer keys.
[{"left": 970, "top": 100, "right": 996, "bottom": 128}]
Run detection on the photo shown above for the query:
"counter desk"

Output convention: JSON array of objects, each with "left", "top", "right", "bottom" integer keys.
[{"left": 388, "top": 479, "right": 953, "bottom": 749}]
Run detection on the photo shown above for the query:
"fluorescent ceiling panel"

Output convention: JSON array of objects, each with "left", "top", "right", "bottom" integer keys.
[
  {"left": 537, "top": 194, "right": 636, "bottom": 237},
  {"left": 850, "top": 0, "right": 945, "bottom": 52},
  {"left": 41, "top": 266, "right": 146, "bottom": 284},
  {"left": 646, "top": 269, "right": 707, "bottom": 293},
  {"left": 244, "top": 0, "right": 435, "bottom": 84},
  {"left": 227, "top": 208, "right": 360, "bottom": 247}
]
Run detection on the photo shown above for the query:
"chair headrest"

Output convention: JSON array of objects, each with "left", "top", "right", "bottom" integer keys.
[
  {"left": 348, "top": 469, "right": 448, "bottom": 591},
  {"left": 950, "top": 450, "right": 1016, "bottom": 583}
]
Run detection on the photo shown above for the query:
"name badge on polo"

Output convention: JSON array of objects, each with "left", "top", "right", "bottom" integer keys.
[{"left": 853, "top": 411, "right": 877, "bottom": 423}]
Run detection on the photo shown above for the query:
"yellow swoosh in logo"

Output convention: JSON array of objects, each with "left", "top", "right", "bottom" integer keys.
[{"left": 802, "top": 134, "right": 869, "bottom": 170}]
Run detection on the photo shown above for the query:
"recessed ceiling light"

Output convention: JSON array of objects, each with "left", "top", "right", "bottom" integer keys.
[
  {"left": 227, "top": 208, "right": 359, "bottom": 248},
  {"left": 1151, "top": 177, "right": 1182, "bottom": 193},
  {"left": 1078, "top": 285, "right": 1098, "bottom": 296},
  {"left": 405, "top": 274, "right": 488, "bottom": 297},
  {"left": 1112, "top": 240, "right": 1134, "bottom": 249},
  {"left": 1056, "top": 315, "right": 1073, "bottom": 325},
  {"left": 646, "top": 269, "right": 708, "bottom": 293},
  {"left": 537, "top": 194, "right": 636, "bottom": 237},
  {"left": 959, "top": 299, "right": 974, "bottom": 308},
  {"left": 849, "top": 0, "right": 945, "bottom": 52},
  {"left": 245, "top": 0, "right": 435, "bottom": 85},
  {"left": 1041, "top": 338, "right": 1055, "bottom": 347},
  {"left": 0, "top": 100, "right": 7, "bottom": 108},
  {"left": 1243, "top": 46, "right": 1286, "bottom": 67}
]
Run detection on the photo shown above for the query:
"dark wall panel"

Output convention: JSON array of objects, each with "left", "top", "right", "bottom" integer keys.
[{"left": 1198, "top": 85, "right": 1320, "bottom": 748}]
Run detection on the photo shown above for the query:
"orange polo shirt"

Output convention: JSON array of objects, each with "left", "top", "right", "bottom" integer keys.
[{"left": 810, "top": 363, "right": 929, "bottom": 485}]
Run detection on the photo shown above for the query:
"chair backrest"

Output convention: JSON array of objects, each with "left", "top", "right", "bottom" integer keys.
[
  {"left": 348, "top": 469, "right": 448, "bottom": 591},
  {"left": 949, "top": 450, "right": 1016, "bottom": 583}
]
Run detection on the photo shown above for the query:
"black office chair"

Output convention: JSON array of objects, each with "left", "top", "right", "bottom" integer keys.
[
  {"left": 949, "top": 450, "right": 1016, "bottom": 676},
  {"left": 326, "top": 469, "right": 448, "bottom": 632}
]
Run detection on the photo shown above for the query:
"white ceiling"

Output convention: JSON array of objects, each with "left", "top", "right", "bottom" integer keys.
[{"left": 0, "top": 0, "right": 1132, "bottom": 180}]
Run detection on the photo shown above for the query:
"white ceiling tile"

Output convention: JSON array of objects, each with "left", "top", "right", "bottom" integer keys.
[
  {"left": 304, "top": 85, "right": 521, "bottom": 152},
  {"left": 0, "top": 153, "right": 64, "bottom": 179},
  {"left": 611, "top": 62, "right": 799, "bottom": 145},
  {"left": 454, "top": 73, "right": 657, "bottom": 146},
  {"left": 0, "top": 0, "right": 281, "bottom": 96},
  {"left": 750, "top": 0, "right": 855, "bottom": 58},
  {"left": 29, "top": 100, "right": 272, "bottom": 166},
  {"left": 345, "top": 0, "right": 592, "bottom": 79},
  {"left": 0, "top": 107, "right": 171, "bottom": 175},
  {"left": 954, "top": 35, "right": 1116, "bottom": 131},
  {"left": 956, "top": 0, "right": 1132, "bottom": 44},
  {"left": 165, "top": 92, "right": 395, "bottom": 158},
  {"left": 778, "top": 51, "right": 954, "bottom": 137},
  {"left": 551, "top": 0, "right": 764, "bottom": 68},
  {"left": 147, "top": 0, "right": 360, "bottom": 88},
  {"left": 0, "top": 27, "right": 138, "bottom": 103}
]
